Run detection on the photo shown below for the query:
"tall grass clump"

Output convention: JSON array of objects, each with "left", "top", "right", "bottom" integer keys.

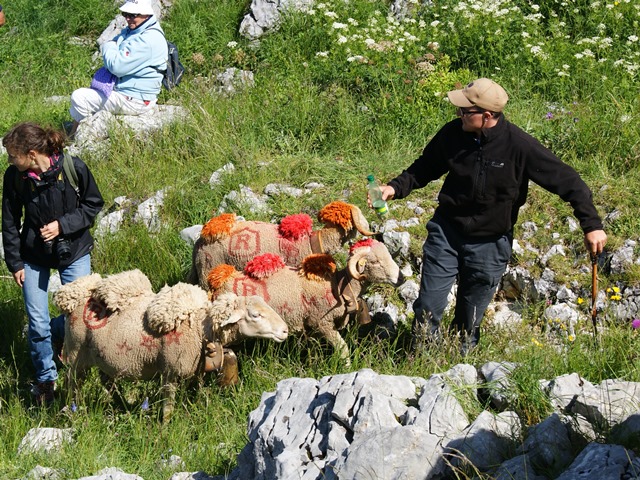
[{"left": 1, "top": 0, "right": 640, "bottom": 477}]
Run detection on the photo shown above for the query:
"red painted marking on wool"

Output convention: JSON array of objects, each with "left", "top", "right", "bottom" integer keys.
[
  {"left": 228, "top": 227, "right": 261, "bottom": 258},
  {"left": 116, "top": 340, "right": 133, "bottom": 354},
  {"left": 232, "top": 276, "right": 270, "bottom": 302},
  {"left": 140, "top": 334, "right": 158, "bottom": 351},
  {"left": 164, "top": 330, "right": 183, "bottom": 345},
  {"left": 279, "top": 301, "right": 294, "bottom": 318},
  {"left": 301, "top": 291, "right": 324, "bottom": 310},
  {"left": 278, "top": 237, "right": 301, "bottom": 265},
  {"left": 82, "top": 299, "right": 109, "bottom": 330}
]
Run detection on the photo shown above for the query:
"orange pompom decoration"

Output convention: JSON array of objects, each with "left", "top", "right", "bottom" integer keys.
[
  {"left": 300, "top": 254, "right": 336, "bottom": 281},
  {"left": 350, "top": 238, "right": 375, "bottom": 253},
  {"left": 278, "top": 214, "right": 313, "bottom": 241},
  {"left": 201, "top": 213, "right": 236, "bottom": 242},
  {"left": 318, "top": 201, "right": 353, "bottom": 231},
  {"left": 207, "top": 264, "right": 237, "bottom": 291},
  {"left": 245, "top": 253, "right": 286, "bottom": 279}
]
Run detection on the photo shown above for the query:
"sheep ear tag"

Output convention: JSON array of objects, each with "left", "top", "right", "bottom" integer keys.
[{"left": 357, "top": 258, "right": 367, "bottom": 274}]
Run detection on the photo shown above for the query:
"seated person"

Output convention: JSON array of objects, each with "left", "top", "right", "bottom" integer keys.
[{"left": 68, "top": 0, "right": 168, "bottom": 137}]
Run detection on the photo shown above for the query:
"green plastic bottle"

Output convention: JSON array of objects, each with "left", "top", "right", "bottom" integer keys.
[{"left": 367, "top": 174, "right": 388, "bottom": 217}]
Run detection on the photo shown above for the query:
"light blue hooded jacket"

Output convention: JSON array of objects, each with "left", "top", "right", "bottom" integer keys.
[{"left": 101, "top": 15, "right": 168, "bottom": 101}]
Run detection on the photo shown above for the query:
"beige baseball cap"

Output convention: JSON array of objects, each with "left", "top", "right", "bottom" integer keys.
[{"left": 447, "top": 78, "right": 509, "bottom": 112}]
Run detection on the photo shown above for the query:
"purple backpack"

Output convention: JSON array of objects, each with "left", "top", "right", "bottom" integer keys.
[{"left": 90, "top": 67, "right": 117, "bottom": 98}]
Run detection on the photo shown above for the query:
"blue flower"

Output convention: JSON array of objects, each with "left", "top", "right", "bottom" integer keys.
[{"left": 141, "top": 397, "right": 149, "bottom": 410}]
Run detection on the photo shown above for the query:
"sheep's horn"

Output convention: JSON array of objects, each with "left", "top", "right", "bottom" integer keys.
[
  {"left": 350, "top": 204, "right": 374, "bottom": 236},
  {"left": 347, "top": 249, "right": 368, "bottom": 281}
]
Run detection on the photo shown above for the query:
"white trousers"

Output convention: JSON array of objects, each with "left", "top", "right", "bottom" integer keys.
[{"left": 70, "top": 89, "right": 157, "bottom": 122}]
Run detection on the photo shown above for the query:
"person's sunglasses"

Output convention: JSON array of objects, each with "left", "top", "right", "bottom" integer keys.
[
  {"left": 456, "top": 107, "right": 485, "bottom": 117},
  {"left": 122, "top": 12, "right": 140, "bottom": 19}
]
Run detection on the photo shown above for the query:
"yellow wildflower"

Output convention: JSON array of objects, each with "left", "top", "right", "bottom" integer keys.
[{"left": 577, "top": 297, "right": 584, "bottom": 305}]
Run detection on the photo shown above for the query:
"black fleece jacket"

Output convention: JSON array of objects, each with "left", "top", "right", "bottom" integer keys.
[
  {"left": 387, "top": 116, "right": 603, "bottom": 237},
  {"left": 2, "top": 154, "right": 104, "bottom": 272}
]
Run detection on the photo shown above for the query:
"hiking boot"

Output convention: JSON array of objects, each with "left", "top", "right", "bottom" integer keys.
[{"left": 31, "top": 381, "right": 56, "bottom": 406}]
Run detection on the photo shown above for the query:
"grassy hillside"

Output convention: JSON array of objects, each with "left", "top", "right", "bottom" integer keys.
[{"left": 1, "top": 0, "right": 639, "bottom": 477}]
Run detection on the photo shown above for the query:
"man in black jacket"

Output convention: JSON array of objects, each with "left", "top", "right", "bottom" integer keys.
[{"left": 375, "top": 78, "right": 607, "bottom": 354}]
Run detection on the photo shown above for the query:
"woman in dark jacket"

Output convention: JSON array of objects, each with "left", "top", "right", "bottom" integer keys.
[{"left": 2, "top": 122, "right": 104, "bottom": 405}]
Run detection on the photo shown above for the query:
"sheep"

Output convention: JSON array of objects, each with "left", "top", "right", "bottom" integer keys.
[
  {"left": 206, "top": 239, "right": 401, "bottom": 364},
  {"left": 54, "top": 269, "right": 289, "bottom": 420},
  {"left": 188, "top": 201, "right": 375, "bottom": 289}
]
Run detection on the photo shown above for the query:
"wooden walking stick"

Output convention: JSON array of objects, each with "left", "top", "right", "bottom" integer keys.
[{"left": 591, "top": 253, "right": 598, "bottom": 337}]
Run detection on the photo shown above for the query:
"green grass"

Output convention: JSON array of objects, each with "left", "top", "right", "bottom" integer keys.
[{"left": 1, "top": 0, "right": 640, "bottom": 477}]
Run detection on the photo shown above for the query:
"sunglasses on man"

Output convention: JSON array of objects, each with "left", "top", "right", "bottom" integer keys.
[
  {"left": 456, "top": 107, "right": 486, "bottom": 117},
  {"left": 122, "top": 12, "right": 141, "bottom": 19}
]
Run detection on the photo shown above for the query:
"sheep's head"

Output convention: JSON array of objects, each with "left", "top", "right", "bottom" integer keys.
[
  {"left": 347, "top": 239, "right": 401, "bottom": 285},
  {"left": 318, "top": 201, "right": 374, "bottom": 237},
  {"left": 211, "top": 293, "right": 289, "bottom": 343}
]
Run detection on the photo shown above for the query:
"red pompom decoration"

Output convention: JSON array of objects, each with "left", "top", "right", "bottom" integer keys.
[
  {"left": 350, "top": 238, "right": 375, "bottom": 253},
  {"left": 245, "top": 253, "right": 286, "bottom": 279},
  {"left": 279, "top": 214, "right": 313, "bottom": 241}
]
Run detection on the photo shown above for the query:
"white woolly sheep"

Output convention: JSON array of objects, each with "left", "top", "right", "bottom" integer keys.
[
  {"left": 207, "top": 239, "right": 401, "bottom": 363},
  {"left": 54, "top": 269, "right": 289, "bottom": 420},
  {"left": 188, "top": 201, "right": 374, "bottom": 289}
]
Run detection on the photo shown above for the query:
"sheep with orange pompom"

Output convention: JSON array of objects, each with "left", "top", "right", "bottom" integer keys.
[
  {"left": 206, "top": 239, "right": 401, "bottom": 364},
  {"left": 188, "top": 201, "right": 375, "bottom": 290}
]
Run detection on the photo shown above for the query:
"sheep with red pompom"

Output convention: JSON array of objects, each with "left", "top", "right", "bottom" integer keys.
[
  {"left": 188, "top": 201, "right": 375, "bottom": 289},
  {"left": 206, "top": 239, "right": 401, "bottom": 364}
]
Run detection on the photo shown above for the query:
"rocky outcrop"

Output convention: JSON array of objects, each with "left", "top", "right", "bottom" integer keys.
[{"left": 223, "top": 367, "right": 640, "bottom": 480}]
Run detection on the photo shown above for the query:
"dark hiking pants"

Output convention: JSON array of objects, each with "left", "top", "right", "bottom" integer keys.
[{"left": 412, "top": 216, "right": 512, "bottom": 351}]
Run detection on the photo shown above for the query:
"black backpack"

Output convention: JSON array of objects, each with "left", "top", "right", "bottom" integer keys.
[{"left": 154, "top": 40, "right": 185, "bottom": 90}]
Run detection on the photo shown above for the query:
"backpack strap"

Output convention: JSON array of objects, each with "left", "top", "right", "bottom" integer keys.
[{"left": 62, "top": 151, "right": 80, "bottom": 197}]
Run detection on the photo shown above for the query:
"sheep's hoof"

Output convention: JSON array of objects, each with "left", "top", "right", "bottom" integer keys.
[{"left": 217, "top": 350, "right": 239, "bottom": 387}]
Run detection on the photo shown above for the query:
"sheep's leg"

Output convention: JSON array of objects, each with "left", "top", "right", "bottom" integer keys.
[
  {"left": 160, "top": 382, "right": 177, "bottom": 423},
  {"left": 320, "top": 328, "right": 351, "bottom": 367}
]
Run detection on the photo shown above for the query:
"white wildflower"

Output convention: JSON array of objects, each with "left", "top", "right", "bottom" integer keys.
[
  {"left": 337, "top": 35, "right": 347, "bottom": 44},
  {"left": 316, "top": 51, "right": 329, "bottom": 57},
  {"left": 628, "top": 35, "right": 639, "bottom": 42},
  {"left": 575, "top": 53, "right": 584, "bottom": 59},
  {"left": 431, "top": 20, "right": 440, "bottom": 27},
  {"left": 227, "top": 41, "right": 238, "bottom": 48},
  {"left": 332, "top": 22, "right": 347, "bottom": 29},
  {"left": 324, "top": 11, "right": 338, "bottom": 18},
  {"left": 364, "top": 38, "right": 375, "bottom": 46}
]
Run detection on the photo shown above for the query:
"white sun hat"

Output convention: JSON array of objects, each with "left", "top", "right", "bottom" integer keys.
[{"left": 120, "top": 0, "right": 155, "bottom": 16}]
